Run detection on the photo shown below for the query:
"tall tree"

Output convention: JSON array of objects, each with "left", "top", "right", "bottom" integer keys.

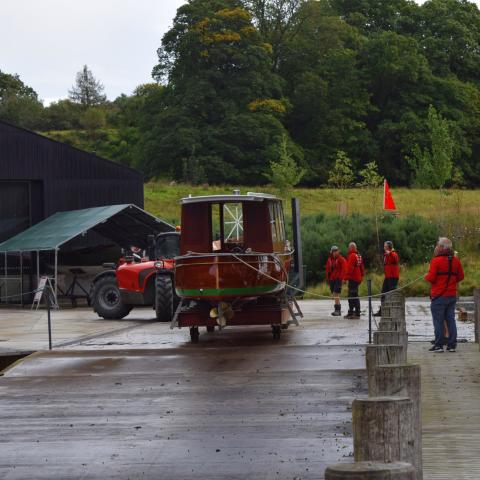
[
  {"left": 280, "top": 1, "right": 373, "bottom": 184},
  {"left": 331, "top": 0, "right": 418, "bottom": 35},
  {"left": 0, "top": 70, "right": 44, "bottom": 129},
  {"left": 69, "top": 65, "right": 106, "bottom": 107},
  {"left": 407, "top": 105, "right": 454, "bottom": 188},
  {"left": 244, "top": 0, "right": 307, "bottom": 70},
  {"left": 142, "top": 0, "right": 299, "bottom": 183},
  {"left": 415, "top": 0, "right": 480, "bottom": 83},
  {"left": 359, "top": 31, "right": 434, "bottom": 183}
]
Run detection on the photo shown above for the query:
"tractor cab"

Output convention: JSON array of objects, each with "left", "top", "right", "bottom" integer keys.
[
  {"left": 146, "top": 231, "right": 181, "bottom": 261},
  {"left": 154, "top": 231, "right": 181, "bottom": 260}
]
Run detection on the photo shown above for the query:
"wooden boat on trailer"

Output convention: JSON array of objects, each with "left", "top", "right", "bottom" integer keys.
[{"left": 172, "top": 191, "right": 304, "bottom": 342}]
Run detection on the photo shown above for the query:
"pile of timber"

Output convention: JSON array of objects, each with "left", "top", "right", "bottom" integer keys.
[{"left": 325, "top": 291, "right": 423, "bottom": 480}]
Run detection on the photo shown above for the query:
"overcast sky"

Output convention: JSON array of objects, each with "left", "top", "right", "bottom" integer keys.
[
  {"left": 0, "top": 0, "right": 186, "bottom": 104},
  {"left": 1, "top": 0, "right": 478, "bottom": 104}
]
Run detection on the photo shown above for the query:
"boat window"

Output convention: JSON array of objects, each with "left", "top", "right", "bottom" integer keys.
[
  {"left": 276, "top": 202, "right": 286, "bottom": 241},
  {"left": 269, "top": 202, "right": 285, "bottom": 243},
  {"left": 223, "top": 203, "right": 243, "bottom": 244},
  {"left": 269, "top": 203, "right": 278, "bottom": 242},
  {"left": 211, "top": 204, "right": 221, "bottom": 251}
]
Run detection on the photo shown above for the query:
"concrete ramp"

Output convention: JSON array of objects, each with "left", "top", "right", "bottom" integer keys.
[{"left": 0, "top": 345, "right": 366, "bottom": 480}]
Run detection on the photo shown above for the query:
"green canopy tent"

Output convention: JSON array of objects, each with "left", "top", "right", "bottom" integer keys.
[{"left": 0, "top": 204, "right": 174, "bottom": 305}]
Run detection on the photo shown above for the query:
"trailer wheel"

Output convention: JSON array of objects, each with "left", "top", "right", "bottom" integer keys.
[
  {"left": 91, "top": 276, "right": 132, "bottom": 320},
  {"left": 271, "top": 325, "right": 281, "bottom": 340},
  {"left": 155, "top": 274, "right": 174, "bottom": 322},
  {"left": 190, "top": 326, "right": 199, "bottom": 343}
]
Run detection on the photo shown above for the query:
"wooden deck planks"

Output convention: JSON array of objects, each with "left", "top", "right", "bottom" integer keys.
[{"left": 410, "top": 342, "right": 480, "bottom": 480}]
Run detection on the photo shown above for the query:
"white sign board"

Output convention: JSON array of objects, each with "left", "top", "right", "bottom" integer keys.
[{"left": 33, "top": 277, "right": 48, "bottom": 303}]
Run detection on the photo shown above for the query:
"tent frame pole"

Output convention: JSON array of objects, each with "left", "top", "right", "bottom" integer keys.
[
  {"left": 54, "top": 249, "right": 58, "bottom": 304},
  {"left": 19, "top": 251, "right": 23, "bottom": 307},
  {"left": 36, "top": 250, "right": 40, "bottom": 287},
  {"left": 4, "top": 252, "right": 7, "bottom": 304}
]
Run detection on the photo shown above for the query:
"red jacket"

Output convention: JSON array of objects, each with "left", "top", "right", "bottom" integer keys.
[
  {"left": 326, "top": 254, "right": 347, "bottom": 281},
  {"left": 345, "top": 251, "right": 364, "bottom": 283},
  {"left": 425, "top": 252, "right": 464, "bottom": 298},
  {"left": 384, "top": 250, "right": 400, "bottom": 279}
]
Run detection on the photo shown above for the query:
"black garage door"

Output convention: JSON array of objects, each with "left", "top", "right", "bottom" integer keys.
[{"left": 0, "top": 181, "right": 31, "bottom": 243}]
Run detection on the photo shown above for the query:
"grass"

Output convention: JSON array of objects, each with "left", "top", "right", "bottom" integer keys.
[
  {"left": 145, "top": 181, "right": 480, "bottom": 295},
  {"left": 145, "top": 181, "right": 480, "bottom": 225}
]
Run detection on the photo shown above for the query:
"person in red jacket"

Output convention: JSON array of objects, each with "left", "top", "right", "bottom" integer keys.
[
  {"left": 326, "top": 245, "right": 347, "bottom": 316},
  {"left": 374, "top": 241, "right": 400, "bottom": 317},
  {"left": 344, "top": 242, "right": 364, "bottom": 319},
  {"left": 425, "top": 237, "right": 464, "bottom": 352}
]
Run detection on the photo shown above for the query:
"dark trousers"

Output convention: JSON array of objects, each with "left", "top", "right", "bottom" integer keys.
[
  {"left": 381, "top": 277, "right": 399, "bottom": 304},
  {"left": 430, "top": 296, "right": 457, "bottom": 348},
  {"left": 348, "top": 280, "right": 360, "bottom": 315}
]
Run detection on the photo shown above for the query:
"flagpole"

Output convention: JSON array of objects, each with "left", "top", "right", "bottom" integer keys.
[
  {"left": 383, "top": 179, "right": 386, "bottom": 210},
  {"left": 375, "top": 181, "right": 381, "bottom": 266}
]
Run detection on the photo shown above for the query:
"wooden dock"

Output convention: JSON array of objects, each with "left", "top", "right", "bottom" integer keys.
[
  {"left": 410, "top": 342, "right": 480, "bottom": 480},
  {"left": 0, "top": 301, "right": 478, "bottom": 479},
  {"left": 0, "top": 340, "right": 366, "bottom": 479}
]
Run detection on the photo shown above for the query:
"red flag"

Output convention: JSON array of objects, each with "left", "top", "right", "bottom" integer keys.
[{"left": 383, "top": 179, "right": 396, "bottom": 210}]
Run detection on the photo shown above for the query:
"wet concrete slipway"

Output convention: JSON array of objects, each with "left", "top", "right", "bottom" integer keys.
[{"left": 0, "top": 299, "right": 477, "bottom": 480}]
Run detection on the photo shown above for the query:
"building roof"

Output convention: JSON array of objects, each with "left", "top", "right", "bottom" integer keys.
[
  {"left": 180, "top": 192, "right": 279, "bottom": 204},
  {"left": 0, "top": 119, "right": 141, "bottom": 177},
  {"left": 0, "top": 204, "right": 174, "bottom": 253}
]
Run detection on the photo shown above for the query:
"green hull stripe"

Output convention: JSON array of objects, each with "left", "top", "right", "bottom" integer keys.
[{"left": 176, "top": 284, "right": 283, "bottom": 297}]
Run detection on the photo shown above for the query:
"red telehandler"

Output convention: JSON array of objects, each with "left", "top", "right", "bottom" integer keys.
[{"left": 90, "top": 231, "right": 180, "bottom": 321}]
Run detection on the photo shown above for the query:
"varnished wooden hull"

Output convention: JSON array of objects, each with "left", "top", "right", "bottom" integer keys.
[{"left": 174, "top": 253, "right": 291, "bottom": 300}]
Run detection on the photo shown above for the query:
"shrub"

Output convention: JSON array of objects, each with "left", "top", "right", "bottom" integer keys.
[{"left": 298, "top": 213, "right": 439, "bottom": 283}]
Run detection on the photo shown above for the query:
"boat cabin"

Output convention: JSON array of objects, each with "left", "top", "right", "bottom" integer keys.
[{"left": 179, "top": 193, "right": 288, "bottom": 255}]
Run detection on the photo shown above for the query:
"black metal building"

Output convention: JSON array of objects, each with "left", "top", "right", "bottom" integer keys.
[{"left": 0, "top": 120, "right": 144, "bottom": 243}]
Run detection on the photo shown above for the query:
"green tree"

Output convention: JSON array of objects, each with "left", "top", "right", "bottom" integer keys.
[
  {"left": 69, "top": 65, "right": 106, "bottom": 107},
  {"left": 140, "top": 0, "right": 297, "bottom": 183},
  {"left": 328, "top": 150, "right": 355, "bottom": 189},
  {"left": 358, "top": 159, "right": 384, "bottom": 259},
  {"left": 181, "top": 147, "right": 207, "bottom": 184},
  {"left": 0, "top": 70, "right": 44, "bottom": 129},
  {"left": 244, "top": 0, "right": 306, "bottom": 70},
  {"left": 358, "top": 160, "right": 383, "bottom": 189},
  {"left": 43, "top": 99, "right": 82, "bottom": 130},
  {"left": 265, "top": 135, "right": 305, "bottom": 193},
  {"left": 415, "top": 0, "right": 480, "bottom": 82},
  {"left": 407, "top": 105, "right": 454, "bottom": 188},
  {"left": 332, "top": 0, "right": 417, "bottom": 34},
  {"left": 280, "top": 1, "right": 373, "bottom": 184},
  {"left": 80, "top": 107, "right": 107, "bottom": 131}
]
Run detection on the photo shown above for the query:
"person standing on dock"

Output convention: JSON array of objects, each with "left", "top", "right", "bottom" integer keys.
[
  {"left": 425, "top": 237, "right": 464, "bottom": 352},
  {"left": 374, "top": 241, "right": 400, "bottom": 317},
  {"left": 326, "top": 246, "right": 347, "bottom": 316},
  {"left": 344, "top": 242, "right": 364, "bottom": 319}
]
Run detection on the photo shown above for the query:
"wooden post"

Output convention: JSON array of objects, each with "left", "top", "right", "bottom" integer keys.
[
  {"left": 371, "top": 364, "right": 422, "bottom": 479},
  {"left": 378, "top": 320, "right": 406, "bottom": 332},
  {"left": 325, "top": 462, "right": 415, "bottom": 479},
  {"left": 353, "top": 397, "right": 417, "bottom": 470},
  {"left": 365, "top": 345, "right": 406, "bottom": 393},
  {"left": 474, "top": 288, "right": 480, "bottom": 344},
  {"left": 373, "top": 331, "right": 408, "bottom": 350},
  {"left": 385, "top": 290, "right": 405, "bottom": 303},
  {"left": 382, "top": 305, "right": 405, "bottom": 322}
]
